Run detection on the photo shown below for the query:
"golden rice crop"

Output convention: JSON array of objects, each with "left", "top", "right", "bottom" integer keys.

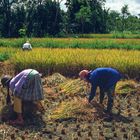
[
  {"left": 59, "top": 79, "right": 139, "bottom": 96},
  {"left": 116, "top": 80, "right": 138, "bottom": 95},
  {"left": 9, "top": 48, "right": 140, "bottom": 79},
  {"left": 48, "top": 97, "right": 104, "bottom": 121},
  {"left": 59, "top": 79, "right": 87, "bottom": 96},
  {"left": 45, "top": 73, "right": 67, "bottom": 87}
]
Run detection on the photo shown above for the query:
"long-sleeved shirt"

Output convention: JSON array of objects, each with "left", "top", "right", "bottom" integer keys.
[
  {"left": 10, "top": 69, "right": 38, "bottom": 93},
  {"left": 22, "top": 42, "right": 32, "bottom": 50},
  {"left": 86, "top": 68, "right": 122, "bottom": 102}
]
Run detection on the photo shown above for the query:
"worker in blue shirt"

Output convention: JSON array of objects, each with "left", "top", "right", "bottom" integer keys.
[{"left": 79, "top": 68, "right": 122, "bottom": 114}]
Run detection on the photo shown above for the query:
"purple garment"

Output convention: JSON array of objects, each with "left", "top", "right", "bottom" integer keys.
[{"left": 10, "top": 69, "right": 39, "bottom": 93}]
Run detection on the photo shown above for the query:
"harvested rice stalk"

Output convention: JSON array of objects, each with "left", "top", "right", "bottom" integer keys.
[
  {"left": 59, "top": 79, "right": 88, "bottom": 96},
  {"left": 116, "top": 80, "right": 138, "bottom": 95},
  {"left": 44, "top": 73, "right": 66, "bottom": 87},
  {"left": 48, "top": 97, "right": 104, "bottom": 121}
]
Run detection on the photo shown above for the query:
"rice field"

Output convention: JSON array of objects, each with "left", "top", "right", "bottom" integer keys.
[
  {"left": 0, "top": 73, "right": 140, "bottom": 140},
  {"left": 0, "top": 36, "right": 140, "bottom": 139},
  {"left": 76, "top": 33, "right": 140, "bottom": 38},
  {"left": 5, "top": 48, "right": 140, "bottom": 79},
  {"left": 0, "top": 38, "right": 140, "bottom": 50}
]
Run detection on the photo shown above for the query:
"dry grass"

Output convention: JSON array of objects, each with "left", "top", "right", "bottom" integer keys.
[
  {"left": 44, "top": 73, "right": 66, "bottom": 87},
  {"left": 0, "top": 73, "right": 140, "bottom": 139},
  {"left": 48, "top": 97, "right": 104, "bottom": 121},
  {"left": 59, "top": 79, "right": 87, "bottom": 96},
  {"left": 116, "top": 80, "right": 138, "bottom": 95}
]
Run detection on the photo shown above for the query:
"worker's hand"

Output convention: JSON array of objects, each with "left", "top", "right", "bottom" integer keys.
[
  {"left": 87, "top": 83, "right": 90, "bottom": 89},
  {"left": 112, "top": 92, "right": 116, "bottom": 97},
  {"left": 90, "top": 100, "right": 97, "bottom": 106},
  {"left": 99, "top": 103, "right": 104, "bottom": 108},
  {"left": 83, "top": 98, "right": 93, "bottom": 108},
  {"left": 83, "top": 97, "right": 90, "bottom": 104}
]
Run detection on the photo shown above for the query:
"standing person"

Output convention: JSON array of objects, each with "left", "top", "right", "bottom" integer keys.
[
  {"left": 1, "top": 69, "right": 44, "bottom": 125},
  {"left": 79, "top": 68, "right": 121, "bottom": 115},
  {"left": 22, "top": 41, "right": 32, "bottom": 51}
]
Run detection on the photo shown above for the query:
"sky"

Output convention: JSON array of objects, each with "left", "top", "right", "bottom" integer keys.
[
  {"left": 60, "top": 0, "right": 140, "bottom": 16},
  {"left": 105, "top": 0, "right": 140, "bottom": 16}
]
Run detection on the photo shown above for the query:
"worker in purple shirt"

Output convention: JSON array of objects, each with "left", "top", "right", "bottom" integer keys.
[
  {"left": 79, "top": 68, "right": 121, "bottom": 114},
  {"left": 1, "top": 69, "right": 44, "bottom": 125}
]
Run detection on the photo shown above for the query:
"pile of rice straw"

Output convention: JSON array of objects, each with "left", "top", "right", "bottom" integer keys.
[{"left": 48, "top": 97, "right": 104, "bottom": 121}]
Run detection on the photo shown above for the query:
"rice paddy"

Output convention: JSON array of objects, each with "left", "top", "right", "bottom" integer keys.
[
  {"left": 0, "top": 37, "right": 140, "bottom": 49},
  {"left": 0, "top": 73, "right": 140, "bottom": 140},
  {"left": 0, "top": 36, "right": 140, "bottom": 139},
  {"left": 8, "top": 48, "right": 140, "bottom": 79}
]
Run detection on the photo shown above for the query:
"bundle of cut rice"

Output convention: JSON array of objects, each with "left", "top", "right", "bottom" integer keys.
[
  {"left": 48, "top": 97, "right": 104, "bottom": 121},
  {"left": 59, "top": 79, "right": 88, "bottom": 97},
  {"left": 116, "top": 80, "right": 138, "bottom": 95},
  {"left": 44, "top": 73, "right": 66, "bottom": 87}
]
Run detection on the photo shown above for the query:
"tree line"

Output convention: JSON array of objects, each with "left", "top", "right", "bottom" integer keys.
[{"left": 0, "top": 0, "right": 139, "bottom": 38}]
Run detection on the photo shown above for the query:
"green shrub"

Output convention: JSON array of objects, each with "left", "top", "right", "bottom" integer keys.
[{"left": 0, "top": 52, "right": 11, "bottom": 62}]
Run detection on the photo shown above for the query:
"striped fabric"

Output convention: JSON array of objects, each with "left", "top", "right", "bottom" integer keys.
[{"left": 14, "top": 74, "right": 44, "bottom": 101}]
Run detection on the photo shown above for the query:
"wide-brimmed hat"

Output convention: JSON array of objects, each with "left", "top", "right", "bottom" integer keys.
[{"left": 1, "top": 75, "right": 12, "bottom": 87}]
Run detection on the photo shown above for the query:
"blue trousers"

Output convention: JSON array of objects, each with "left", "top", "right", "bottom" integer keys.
[{"left": 100, "top": 84, "right": 116, "bottom": 112}]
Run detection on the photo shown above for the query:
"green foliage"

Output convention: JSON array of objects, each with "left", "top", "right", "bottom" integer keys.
[
  {"left": 0, "top": 0, "right": 62, "bottom": 37},
  {"left": 0, "top": 52, "right": 11, "bottom": 62},
  {"left": 75, "top": 6, "right": 92, "bottom": 33},
  {"left": 66, "top": 0, "right": 108, "bottom": 33},
  {"left": 18, "top": 28, "right": 26, "bottom": 38},
  {"left": 0, "top": 47, "right": 16, "bottom": 62},
  {"left": 0, "top": 0, "right": 139, "bottom": 37},
  {"left": 121, "top": 5, "right": 130, "bottom": 32},
  {"left": 0, "top": 37, "right": 139, "bottom": 50},
  {"left": 112, "top": 31, "right": 140, "bottom": 39},
  {"left": 0, "top": 39, "right": 24, "bottom": 48}
]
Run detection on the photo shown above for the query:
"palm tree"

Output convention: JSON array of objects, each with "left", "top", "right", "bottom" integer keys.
[{"left": 121, "top": 5, "right": 130, "bottom": 32}]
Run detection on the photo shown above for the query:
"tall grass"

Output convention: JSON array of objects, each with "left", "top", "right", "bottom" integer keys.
[
  {"left": 9, "top": 48, "right": 140, "bottom": 79},
  {"left": 0, "top": 38, "right": 140, "bottom": 50},
  {"left": 77, "top": 33, "right": 140, "bottom": 39},
  {"left": 0, "top": 38, "right": 24, "bottom": 48},
  {"left": 0, "top": 47, "right": 17, "bottom": 61}
]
